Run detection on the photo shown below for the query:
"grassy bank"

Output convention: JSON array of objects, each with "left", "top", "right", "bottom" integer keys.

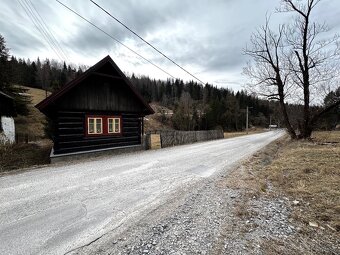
[
  {"left": 0, "top": 86, "right": 51, "bottom": 173},
  {"left": 224, "top": 130, "right": 340, "bottom": 254},
  {"left": 14, "top": 86, "right": 50, "bottom": 138},
  {"left": 259, "top": 131, "right": 339, "bottom": 231},
  {"left": 224, "top": 129, "right": 266, "bottom": 139},
  {"left": 0, "top": 141, "right": 51, "bottom": 173}
]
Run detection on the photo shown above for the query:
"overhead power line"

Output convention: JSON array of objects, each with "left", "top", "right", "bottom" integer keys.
[
  {"left": 17, "top": 0, "right": 69, "bottom": 62},
  {"left": 56, "top": 0, "right": 176, "bottom": 79},
  {"left": 27, "top": 0, "right": 70, "bottom": 62},
  {"left": 90, "top": 0, "right": 206, "bottom": 85},
  {"left": 17, "top": 0, "right": 64, "bottom": 61}
]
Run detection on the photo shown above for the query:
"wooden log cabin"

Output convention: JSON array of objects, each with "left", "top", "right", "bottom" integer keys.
[{"left": 36, "top": 56, "right": 154, "bottom": 158}]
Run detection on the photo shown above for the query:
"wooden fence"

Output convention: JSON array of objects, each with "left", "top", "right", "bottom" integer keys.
[
  {"left": 144, "top": 130, "right": 224, "bottom": 149},
  {"left": 15, "top": 133, "right": 39, "bottom": 144}
]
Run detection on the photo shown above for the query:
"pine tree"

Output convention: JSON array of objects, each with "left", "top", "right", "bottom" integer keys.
[
  {"left": 0, "top": 34, "right": 30, "bottom": 115},
  {"left": 0, "top": 34, "right": 10, "bottom": 91}
]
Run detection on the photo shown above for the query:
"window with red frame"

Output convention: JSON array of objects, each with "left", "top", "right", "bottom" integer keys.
[{"left": 86, "top": 116, "right": 121, "bottom": 136}]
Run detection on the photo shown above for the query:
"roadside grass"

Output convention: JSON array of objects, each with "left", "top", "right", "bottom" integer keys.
[
  {"left": 220, "top": 131, "right": 339, "bottom": 254},
  {"left": 259, "top": 131, "right": 340, "bottom": 232},
  {"left": 224, "top": 129, "right": 266, "bottom": 139},
  {"left": 0, "top": 140, "right": 51, "bottom": 173},
  {"left": 311, "top": 130, "right": 340, "bottom": 143}
]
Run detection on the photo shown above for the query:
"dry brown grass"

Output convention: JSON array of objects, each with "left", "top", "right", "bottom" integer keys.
[
  {"left": 217, "top": 132, "right": 339, "bottom": 254},
  {"left": 144, "top": 117, "right": 173, "bottom": 133},
  {"left": 312, "top": 130, "right": 340, "bottom": 143},
  {"left": 224, "top": 129, "right": 265, "bottom": 139},
  {"left": 14, "top": 86, "right": 50, "bottom": 138},
  {"left": 144, "top": 103, "right": 174, "bottom": 132},
  {"left": 258, "top": 131, "right": 340, "bottom": 232},
  {"left": 0, "top": 86, "right": 52, "bottom": 172},
  {"left": 0, "top": 140, "right": 52, "bottom": 173}
]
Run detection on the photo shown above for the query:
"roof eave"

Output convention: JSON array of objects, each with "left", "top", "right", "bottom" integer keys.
[{"left": 35, "top": 55, "right": 154, "bottom": 116}]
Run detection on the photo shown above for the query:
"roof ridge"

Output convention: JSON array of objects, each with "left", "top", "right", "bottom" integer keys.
[{"left": 35, "top": 55, "right": 154, "bottom": 115}]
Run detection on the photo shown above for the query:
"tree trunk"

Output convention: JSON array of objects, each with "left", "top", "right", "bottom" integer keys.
[
  {"left": 279, "top": 100, "right": 297, "bottom": 139},
  {"left": 299, "top": 4, "right": 312, "bottom": 140},
  {"left": 300, "top": 85, "right": 311, "bottom": 139},
  {"left": 278, "top": 80, "right": 297, "bottom": 139}
]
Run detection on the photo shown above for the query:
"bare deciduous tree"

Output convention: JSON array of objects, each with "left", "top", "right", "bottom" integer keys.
[{"left": 244, "top": 0, "right": 340, "bottom": 139}]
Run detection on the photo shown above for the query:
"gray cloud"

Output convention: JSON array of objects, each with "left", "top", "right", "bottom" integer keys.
[{"left": 1, "top": 0, "right": 339, "bottom": 90}]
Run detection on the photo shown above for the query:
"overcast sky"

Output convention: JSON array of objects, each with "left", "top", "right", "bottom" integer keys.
[{"left": 1, "top": 0, "right": 340, "bottom": 91}]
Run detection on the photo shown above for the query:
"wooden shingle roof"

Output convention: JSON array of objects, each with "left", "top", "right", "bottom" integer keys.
[{"left": 36, "top": 55, "right": 154, "bottom": 115}]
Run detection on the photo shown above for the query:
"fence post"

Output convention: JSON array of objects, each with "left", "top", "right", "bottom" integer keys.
[
  {"left": 160, "top": 131, "right": 164, "bottom": 148},
  {"left": 143, "top": 133, "right": 151, "bottom": 150}
]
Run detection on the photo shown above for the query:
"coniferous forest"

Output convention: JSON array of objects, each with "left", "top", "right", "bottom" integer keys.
[
  {"left": 1, "top": 34, "right": 337, "bottom": 132},
  {"left": 4, "top": 55, "right": 279, "bottom": 131}
]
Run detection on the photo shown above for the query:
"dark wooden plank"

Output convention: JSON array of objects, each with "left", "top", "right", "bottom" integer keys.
[
  {"left": 55, "top": 141, "right": 141, "bottom": 154},
  {"left": 58, "top": 136, "right": 139, "bottom": 148},
  {"left": 56, "top": 77, "right": 145, "bottom": 113},
  {"left": 59, "top": 135, "right": 139, "bottom": 144},
  {"left": 92, "top": 72, "right": 123, "bottom": 80},
  {"left": 54, "top": 110, "right": 142, "bottom": 153}
]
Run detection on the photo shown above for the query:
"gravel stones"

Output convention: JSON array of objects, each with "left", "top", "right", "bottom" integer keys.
[
  {"left": 71, "top": 149, "right": 338, "bottom": 254},
  {"left": 77, "top": 171, "right": 297, "bottom": 255}
]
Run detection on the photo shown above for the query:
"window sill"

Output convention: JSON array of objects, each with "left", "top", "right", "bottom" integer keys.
[{"left": 85, "top": 133, "right": 123, "bottom": 139}]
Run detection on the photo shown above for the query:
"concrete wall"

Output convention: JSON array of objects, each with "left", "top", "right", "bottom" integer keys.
[{"left": 0, "top": 116, "right": 15, "bottom": 144}]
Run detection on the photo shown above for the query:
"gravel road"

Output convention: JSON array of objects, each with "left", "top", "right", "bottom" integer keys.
[{"left": 0, "top": 130, "right": 284, "bottom": 255}]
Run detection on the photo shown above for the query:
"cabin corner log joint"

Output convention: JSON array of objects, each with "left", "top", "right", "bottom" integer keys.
[{"left": 36, "top": 55, "right": 154, "bottom": 156}]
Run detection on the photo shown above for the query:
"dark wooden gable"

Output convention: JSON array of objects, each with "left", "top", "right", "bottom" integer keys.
[
  {"left": 96, "top": 61, "right": 121, "bottom": 76},
  {"left": 55, "top": 75, "right": 146, "bottom": 112},
  {"left": 36, "top": 56, "right": 154, "bottom": 116}
]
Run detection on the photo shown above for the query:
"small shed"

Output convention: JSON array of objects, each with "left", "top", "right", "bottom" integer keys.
[
  {"left": 36, "top": 55, "right": 154, "bottom": 158},
  {"left": 0, "top": 91, "right": 16, "bottom": 144}
]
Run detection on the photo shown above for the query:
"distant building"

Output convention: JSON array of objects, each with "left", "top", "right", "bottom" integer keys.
[
  {"left": 0, "top": 91, "right": 16, "bottom": 144},
  {"left": 36, "top": 56, "right": 154, "bottom": 158}
]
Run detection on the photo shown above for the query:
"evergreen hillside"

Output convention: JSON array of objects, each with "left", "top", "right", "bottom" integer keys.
[{"left": 6, "top": 56, "right": 278, "bottom": 132}]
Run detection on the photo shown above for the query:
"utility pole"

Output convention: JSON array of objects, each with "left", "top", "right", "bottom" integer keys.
[
  {"left": 246, "top": 106, "right": 249, "bottom": 134},
  {"left": 246, "top": 106, "right": 253, "bottom": 134}
]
